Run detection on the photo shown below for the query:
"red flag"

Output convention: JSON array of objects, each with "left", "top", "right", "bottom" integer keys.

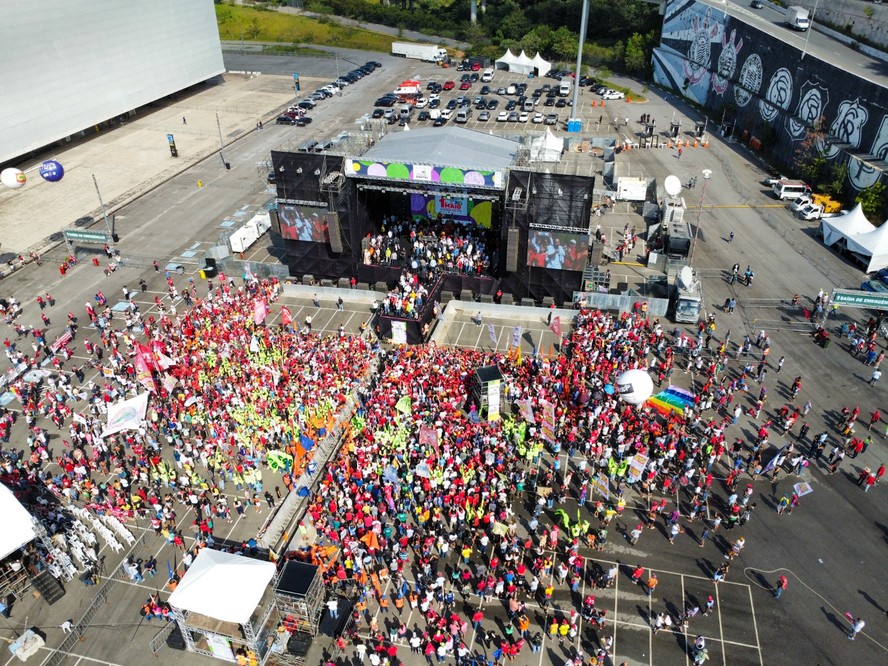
[
  {"left": 253, "top": 299, "right": 268, "bottom": 325},
  {"left": 280, "top": 306, "right": 292, "bottom": 327},
  {"left": 136, "top": 343, "right": 157, "bottom": 370},
  {"left": 134, "top": 350, "right": 157, "bottom": 393},
  {"left": 549, "top": 315, "right": 562, "bottom": 337}
]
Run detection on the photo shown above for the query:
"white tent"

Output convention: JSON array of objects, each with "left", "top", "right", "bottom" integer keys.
[
  {"left": 168, "top": 549, "right": 276, "bottom": 625},
  {"left": 845, "top": 220, "right": 888, "bottom": 273},
  {"left": 530, "top": 52, "right": 551, "bottom": 77},
  {"left": 495, "top": 49, "right": 537, "bottom": 76},
  {"left": 528, "top": 129, "right": 564, "bottom": 162},
  {"left": 820, "top": 204, "right": 875, "bottom": 247},
  {"left": 0, "top": 484, "right": 37, "bottom": 560},
  {"left": 495, "top": 49, "right": 518, "bottom": 71}
]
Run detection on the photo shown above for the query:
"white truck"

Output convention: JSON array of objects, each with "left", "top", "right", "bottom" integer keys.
[
  {"left": 785, "top": 5, "right": 810, "bottom": 31},
  {"left": 391, "top": 42, "right": 448, "bottom": 62},
  {"left": 797, "top": 203, "right": 843, "bottom": 220},
  {"left": 672, "top": 266, "right": 702, "bottom": 324}
]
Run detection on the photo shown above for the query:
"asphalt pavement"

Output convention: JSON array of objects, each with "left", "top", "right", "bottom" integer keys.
[{"left": 0, "top": 47, "right": 885, "bottom": 666}]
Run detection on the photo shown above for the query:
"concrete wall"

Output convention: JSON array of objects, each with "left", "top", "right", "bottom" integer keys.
[{"left": 652, "top": 0, "right": 888, "bottom": 192}]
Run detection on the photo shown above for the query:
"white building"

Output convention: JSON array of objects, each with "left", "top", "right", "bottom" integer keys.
[{"left": 0, "top": 0, "right": 225, "bottom": 164}]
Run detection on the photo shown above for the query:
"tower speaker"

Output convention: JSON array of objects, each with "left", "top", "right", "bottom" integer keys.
[
  {"left": 506, "top": 228, "right": 520, "bottom": 273},
  {"left": 327, "top": 212, "right": 343, "bottom": 253}
]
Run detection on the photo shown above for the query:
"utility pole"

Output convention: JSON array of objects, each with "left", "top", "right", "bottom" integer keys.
[
  {"left": 92, "top": 174, "right": 113, "bottom": 239},
  {"left": 216, "top": 112, "right": 229, "bottom": 170}
]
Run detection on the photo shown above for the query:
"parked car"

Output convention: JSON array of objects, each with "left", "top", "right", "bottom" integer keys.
[
  {"left": 427, "top": 81, "right": 439, "bottom": 90},
  {"left": 459, "top": 81, "right": 471, "bottom": 90},
  {"left": 505, "top": 100, "right": 517, "bottom": 111},
  {"left": 429, "top": 98, "right": 441, "bottom": 109},
  {"left": 555, "top": 98, "right": 567, "bottom": 108},
  {"left": 433, "top": 116, "right": 447, "bottom": 126},
  {"left": 418, "top": 110, "right": 431, "bottom": 121},
  {"left": 518, "top": 112, "right": 529, "bottom": 122},
  {"left": 545, "top": 113, "right": 558, "bottom": 125},
  {"left": 446, "top": 99, "right": 458, "bottom": 110},
  {"left": 442, "top": 80, "right": 456, "bottom": 90},
  {"left": 602, "top": 89, "right": 625, "bottom": 100},
  {"left": 428, "top": 93, "right": 440, "bottom": 102},
  {"left": 750, "top": 0, "right": 763, "bottom": 8},
  {"left": 532, "top": 112, "right": 545, "bottom": 124},
  {"left": 486, "top": 99, "right": 498, "bottom": 110},
  {"left": 479, "top": 110, "right": 491, "bottom": 121},
  {"left": 590, "top": 84, "right": 607, "bottom": 94},
  {"left": 497, "top": 111, "right": 509, "bottom": 121},
  {"left": 276, "top": 115, "right": 304, "bottom": 126},
  {"left": 415, "top": 98, "right": 428, "bottom": 108},
  {"left": 544, "top": 98, "right": 556, "bottom": 107},
  {"left": 480, "top": 85, "right": 491, "bottom": 95},
  {"left": 297, "top": 100, "right": 316, "bottom": 110},
  {"left": 508, "top": 111, "right": 519, "bottom": 122}
]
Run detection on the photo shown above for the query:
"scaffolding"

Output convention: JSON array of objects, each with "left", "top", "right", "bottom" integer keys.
[{"left": 274, "top": 561, "right": 324, "bottom": 637}]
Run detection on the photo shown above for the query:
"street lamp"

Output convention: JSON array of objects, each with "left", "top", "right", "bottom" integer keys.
[
  {"left": 801, "top": 0, "right": 819, "bottom": 61},
  {"left": 689, "top": 169, "right": 712, "bottom": 264}
]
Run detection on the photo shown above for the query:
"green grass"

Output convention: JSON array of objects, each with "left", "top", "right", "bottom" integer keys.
[{"left": 216, "top": 4, "right": 397, "bottom": 53}]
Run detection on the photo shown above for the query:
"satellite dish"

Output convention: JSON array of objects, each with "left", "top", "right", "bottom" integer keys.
[
  {"left": 664, "top": 175, "right": 682, "bottom": 197},
  {"left": 678, "top": 265, "right": 694, "bottom": 290}
]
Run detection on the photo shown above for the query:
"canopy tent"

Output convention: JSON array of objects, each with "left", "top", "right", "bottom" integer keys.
[
  {"left": 820, "top": 204, "right": 875, "bottom": 247},
  {"left": 527, "top": 129, "right": 564, "bottom": 162},
  {"left": 530, "top": 52, "right": 551, "bottom": 77},
  {"left": 0, "top": 484, "right": 37, "bottom": 560},
  {"left": 845, "top": 220, "right": 888, "bottom": 273},
  {"left": 495, "top": 49, "right": 549, "bottom": 76},
  {"left": 819, "top": 203, "right": 888, "bottom": 272},
  {"left": 168, "top": 549, "right": 276, "bottom": 625}
]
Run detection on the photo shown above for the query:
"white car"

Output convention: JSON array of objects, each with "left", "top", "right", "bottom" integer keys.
[
  {"left": 532, "top": 112, "right": 544, "bottom": 124},
  {"left": 415, "top": 98, "right": 428, "bottom": 108},
  {"left": 428, "top": 93, "right": 440, "bottom": 102},
  {"left": 602, "top": 89, "right": 625, "bottom": 100},
  {"left": 497, "top": 111, "right": 509, "bottom": 122},
  {"left": 519, "top": 112, "right": 529, "bottom": 123}
]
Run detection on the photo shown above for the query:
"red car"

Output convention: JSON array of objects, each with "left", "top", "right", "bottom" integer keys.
[
  {"left": 442, "top": 80, "right": 455, "bottom": 90},
  {"left": 459, "top": 81, "right": 471, "bottom": 90},
  {"left": 471, "top": 62, "right": 481, "bottom": 71}
]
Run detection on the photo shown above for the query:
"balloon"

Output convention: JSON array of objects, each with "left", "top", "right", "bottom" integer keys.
[
  {"left": 38, "top": 160, "right": 64, "bottom": 182},
  {"left": 616, "top": 369, "right": 654, "bottom": 406},
  {"left": 1, "top": 168, "right": 26, "bottom": 189}
]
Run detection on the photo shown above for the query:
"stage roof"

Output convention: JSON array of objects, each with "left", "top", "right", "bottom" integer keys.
[
  {"left": 360, "top": 127, "right": 519, "bottom": 172},
  {"left": 0, "top": 484, "right": 37, "bottom": 560}
]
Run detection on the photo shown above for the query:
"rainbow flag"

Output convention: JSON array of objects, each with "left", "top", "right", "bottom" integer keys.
[{"left": 647, "top": 385, "right": 695, "bottom": 415}]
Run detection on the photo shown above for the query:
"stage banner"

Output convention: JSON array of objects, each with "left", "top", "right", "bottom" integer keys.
[
  {"left": 539, "top": 398, "right": 556, "bottom": 442},
  {"left": 345, "top": 158, "right": 505, "bottom": 190},
  {"left": 391, "top": 321, "right": 407, "bottom": 344},
  {"left": 487, "top": 379, "right": 501, "bottom": 422},
  {"left": 410, "top": 193, "right": 493, "bottom": 228}
]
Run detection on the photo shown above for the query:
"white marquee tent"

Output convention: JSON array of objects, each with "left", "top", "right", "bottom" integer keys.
[
  {"left": 495, "top": 50, "right": 551, "bottom": 77},
  {"left": 168, "top": 548, "right": 276, "bottom": 624},
  {"left": 0, "top": 483, "right": 37, "bottom": 560},
  {"left": 820, "top": 203, "right": 888, "bottom": 272},
  {"left": 528, "top": 129, "right": 565, "bottom": 162}
]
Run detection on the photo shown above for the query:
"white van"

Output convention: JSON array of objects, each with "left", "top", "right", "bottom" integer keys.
[
  {"left": 772, "top": 179, "right": 811, "bottom": 200},
  {"left": 455, "top": 107, "right": 472, "bottom": 123},
  {"left": 481, "top": 68, "right": 494, "bottom": 82},
  {"left": 559, "top": 81, "right": 572, "bottom": 96}
]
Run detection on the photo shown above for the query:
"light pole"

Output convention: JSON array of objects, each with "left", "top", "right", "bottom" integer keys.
[
  {"left": 91, "top": 174, "right": 114, "bottom": 239},
  {"left": 568, "top": 0, "right": 590, "bottom": 132},
  {"left": 216, "top": 112, "right": 229, "bottom": 170},
  {"left": 801, "top": 0, "right": 819, "bottom": 60},
  {"left": 689, "top": 169, "right": 712, "bottom": 264}
]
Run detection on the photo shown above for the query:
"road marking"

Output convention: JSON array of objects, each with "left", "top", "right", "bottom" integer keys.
[
  {"left": 716, "top": 582, "right": 727, "bottom": 666},
  {"left": 747, "top": 584, "right": 765, "bottom": 665}
]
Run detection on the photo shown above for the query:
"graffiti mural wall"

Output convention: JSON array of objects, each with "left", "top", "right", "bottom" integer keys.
[{"left": 652, "top": 0, "right": 888, "bottom": 191}]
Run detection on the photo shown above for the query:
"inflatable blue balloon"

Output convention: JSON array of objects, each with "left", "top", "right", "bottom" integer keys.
[
  {"left": 39, "top": 160, "right": 64, "bottom": 182},
  {"left": 604, "top": 384, "right": 615, "bottom": 395}
]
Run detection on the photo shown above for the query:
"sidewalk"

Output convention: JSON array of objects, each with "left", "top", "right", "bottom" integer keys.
[{"left": 0, "top": 74, "right": 295, "bottom": 258}]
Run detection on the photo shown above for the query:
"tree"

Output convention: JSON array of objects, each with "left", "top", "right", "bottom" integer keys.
[
  {"left": 624, "top": 33, "right": 647, "bottom": 73},
  {"left": 856, "top": 181, "right": 888, "bottom": 224},
  {"left": 551, "top": 25, "right": 578, "bottom": 61},
  {"left": 821, "top": 161, "right": 849, "bottom": 199},
  {"left": 793, "top": 116, "right": 830, "bottom": 186},
  {"left": 246, "top": 17, "right": 261, "bottom": 39}
]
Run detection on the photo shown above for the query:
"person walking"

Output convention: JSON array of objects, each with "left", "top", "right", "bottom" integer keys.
[
  {"left": 869, "top": 369, "right": 882, "bottom": 386},
  {"left": 60, "top": 620, "right": 74, "bottom": 634},
  {"left": 848, "top": 616, "right": 865, "bottom": 640},
  {"left": 645, "top": 573, "right": 659, "bottom": 597},
  {"left": 773, "top": 575, "right": 788, "bottom": 599}
]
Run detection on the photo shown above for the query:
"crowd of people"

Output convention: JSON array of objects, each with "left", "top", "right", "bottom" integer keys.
[{"left": 0, "top": 266, "right": 881, "bottom": 665}]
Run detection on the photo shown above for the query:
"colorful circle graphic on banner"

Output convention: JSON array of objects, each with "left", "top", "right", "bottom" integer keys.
[
  {"left": 1, "top": 168, "right": 27, "bottom": 189},
  {"left": 616, "top": 369, "right": 654, "bottom": 405},
  {"left": 39, "top": 160, "right": 64, "bottom": 182}
]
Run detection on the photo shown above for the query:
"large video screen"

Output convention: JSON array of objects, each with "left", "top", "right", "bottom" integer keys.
[
  {"left": 527, "top": 230, "right": 590, "bottom": 271},
  {"left": 278, "top": 205, "right": 332, "bottom": 242}
]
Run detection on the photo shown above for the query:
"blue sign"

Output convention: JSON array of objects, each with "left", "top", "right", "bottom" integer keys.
[
  {"left": 38, "top": 160, "right": 64, "bottom": 182},
  {"left": 167, "top": 134, "right": 175, "bottom": 143}
]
